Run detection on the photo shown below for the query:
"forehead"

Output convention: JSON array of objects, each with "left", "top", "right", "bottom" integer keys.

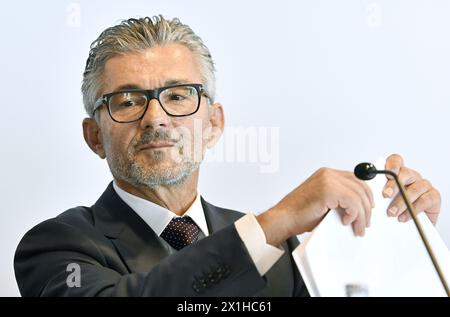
[{"left": 101, "top": 43, "right": 203, "bottom": 93}]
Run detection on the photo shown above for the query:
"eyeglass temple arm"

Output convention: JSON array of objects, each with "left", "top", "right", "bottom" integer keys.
[
  {"left": 92, "top": 97, "right": 106, "bottom": 114},
  {"left": 200, "top": 88, "right": 212, "bottom": 103}
]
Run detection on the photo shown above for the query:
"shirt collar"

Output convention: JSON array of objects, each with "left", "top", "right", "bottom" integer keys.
[{"left": 112, "top": 181, "right": 209, "bottom": 237}]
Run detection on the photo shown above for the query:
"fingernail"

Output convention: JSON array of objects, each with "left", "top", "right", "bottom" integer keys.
[
  {"left": 399, "top": 214, "right": 407, "bottom": 222},
  {"left": 388, "top": 206, "right": 397, "bottom": 216},
  {"left": 384, "top": 187, "right": 393, "bottom": 198}
]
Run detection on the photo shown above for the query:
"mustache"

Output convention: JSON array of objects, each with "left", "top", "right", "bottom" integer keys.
[{"left": 135, "top": 129, "right": 180, "bottom": 148}]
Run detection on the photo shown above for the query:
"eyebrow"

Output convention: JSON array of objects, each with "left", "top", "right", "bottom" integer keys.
[
  {"left": 111, "top": 79, "right": 193, "bottom": 93},
  {"left": 111, "top": 84, "right": 142, "bottom": 92}
]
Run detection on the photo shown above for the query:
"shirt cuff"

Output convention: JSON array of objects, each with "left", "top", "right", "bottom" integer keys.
[{"left": 234, "top": 213, "right": 285, "bottom": 276}]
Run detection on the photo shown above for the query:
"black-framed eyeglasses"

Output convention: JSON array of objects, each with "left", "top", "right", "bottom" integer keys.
[{"left": 93, "top": 83, "right": 208, "bottom": 123}]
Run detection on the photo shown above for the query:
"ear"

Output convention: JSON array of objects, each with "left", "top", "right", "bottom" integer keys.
[
  {"left": 206, "top": 102, "right": 225, "bottom": 148},
  {"left": 82, "top": 118, "right": 106, "bottom": 159}
]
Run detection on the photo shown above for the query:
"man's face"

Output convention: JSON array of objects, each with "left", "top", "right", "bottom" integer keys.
[{"left": 89, "top": 43, "right": 223, "bottom": 188}]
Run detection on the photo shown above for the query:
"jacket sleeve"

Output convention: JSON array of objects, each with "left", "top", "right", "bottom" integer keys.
[{"left": 14, "top": 219, "right": 267, "bottom": 297}]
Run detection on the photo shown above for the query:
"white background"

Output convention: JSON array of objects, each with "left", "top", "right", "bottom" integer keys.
[{"left": 1, "top": 0, "right": 450, "bottom": 296}]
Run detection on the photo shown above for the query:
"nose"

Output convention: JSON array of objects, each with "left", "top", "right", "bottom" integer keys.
[{"left": 139, "top": 98, "right": 170, "bottom": 130}]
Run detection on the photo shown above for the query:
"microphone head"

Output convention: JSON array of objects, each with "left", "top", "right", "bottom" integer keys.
[{"left": 354, "top": 162, "right": 378, "bottom": 181}]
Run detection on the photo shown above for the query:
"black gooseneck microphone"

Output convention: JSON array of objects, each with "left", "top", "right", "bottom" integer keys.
[{"left": 354, "top": 162, "right": 450, "bottom": 297}]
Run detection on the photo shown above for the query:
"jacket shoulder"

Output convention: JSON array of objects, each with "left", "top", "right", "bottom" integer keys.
[
  {"left": 14, "top": 206, "right": 108, "bottom": 296},
  {"left": 203, "top": 201, "right": 246, "bottom": 220},
  {"left": 56, "top": 205, "right": 95, "bottom": 224},
  {"left": 16, "top": 206, "right": 97, "bottom": 247}
]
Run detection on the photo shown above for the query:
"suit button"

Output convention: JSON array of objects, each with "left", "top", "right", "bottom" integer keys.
[
  {"left": 207, "top": 272, "right": 216, "bottom": 284},
  {"left": 199, "top": 278, "right": 208, "bottom": 288},
  {"left": 223, "top": 265, "right": 231, "bottom": 277},
  {"left": 192, "top": 282, "right": 204, "bottom": 294}
]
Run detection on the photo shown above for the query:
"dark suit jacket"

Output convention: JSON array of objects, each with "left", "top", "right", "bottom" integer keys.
[{"left": 14, "top": 182, "right": 308, "bottom": 297}]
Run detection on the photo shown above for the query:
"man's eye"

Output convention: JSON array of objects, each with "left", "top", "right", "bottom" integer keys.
[
  {"left": 119, "top": 100, "right": 136, "bottom": 107},
  {"left": 169, "top": 94, "right": 185, "bottom": 101}
]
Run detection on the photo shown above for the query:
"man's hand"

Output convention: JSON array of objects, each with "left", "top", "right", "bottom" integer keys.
[
  {"left": 383, "top": 154, "right": 441, "bottom": 225},
  {"left": 257, "top": 167, "right": 375, "bottom": 246}
]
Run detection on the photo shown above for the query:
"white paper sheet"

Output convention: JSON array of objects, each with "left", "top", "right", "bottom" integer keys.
[{"left": 292, "top": 159, "right": 450, "bottom": 297}]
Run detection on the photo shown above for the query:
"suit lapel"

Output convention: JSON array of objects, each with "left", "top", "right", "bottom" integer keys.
[
  {"left": 92, "top": 182, "right": 169, "bottom": 273},
  {"left": 201, "top": 197, "right": 242, "bottom": 233},
  {"left": 111, "top": 226, "right": 168, "bottom": 273}
]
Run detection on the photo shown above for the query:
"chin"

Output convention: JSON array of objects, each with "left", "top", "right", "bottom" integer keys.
[{"left": 138, "top": 155, "right": 185, "bottom": 169}]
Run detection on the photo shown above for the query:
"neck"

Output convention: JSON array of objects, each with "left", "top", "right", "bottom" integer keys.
[{"left": 114, "top": 170, "right": 199, "bottom": 216}]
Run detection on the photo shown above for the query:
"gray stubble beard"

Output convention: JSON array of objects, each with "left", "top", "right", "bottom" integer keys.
[{"left": 107, "top": 134, "right": 201, "bottom": 189}]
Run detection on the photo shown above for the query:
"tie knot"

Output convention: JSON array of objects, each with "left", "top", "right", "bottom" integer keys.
[{"left": 160, "top": 216, "right": 200, "bottom": 250}]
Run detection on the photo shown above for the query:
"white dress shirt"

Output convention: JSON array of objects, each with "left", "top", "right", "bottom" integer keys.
[
  {"left": 113, "top": 181, "right": 284, "bottom": 276},
  {"left": 113, "top": 181, "right": 209, "bottom": 237}
]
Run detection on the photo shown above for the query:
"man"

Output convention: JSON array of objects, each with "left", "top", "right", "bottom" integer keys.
[{"left": 14, "top": 16, "right": 441, "bottom": 297}]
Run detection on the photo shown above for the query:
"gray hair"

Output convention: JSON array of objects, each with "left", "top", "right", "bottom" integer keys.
[{"left": 81, "top": 15, "right": 216, "bottom": 118}]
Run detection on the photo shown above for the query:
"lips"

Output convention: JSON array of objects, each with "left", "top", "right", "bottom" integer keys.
[{"left": 136, "top": 141, "right": 176, "bottom": 151}]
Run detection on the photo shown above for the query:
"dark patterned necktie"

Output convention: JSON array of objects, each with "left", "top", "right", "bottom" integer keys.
[{"left": 160, "top": 216, "right": 200, "bottom": 250}]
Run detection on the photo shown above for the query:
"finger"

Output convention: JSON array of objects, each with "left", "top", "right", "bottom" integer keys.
[
  {"left": 386, "top": 179, "right": 431, "bottom": 217},
  {"left": 397, "top": 210, "right": 412, "bottom": 223},
  {"left": 352, "top": 184, "right": 372, "bottom": 228},
  {"left": 383, "top": 167, "right": 421, "bottom": 199},
  {"left": 357, "top": 180, "right": 373, "bottom": 227},
  {"left": 343, "top": 172, "right": 375, "bottom": 225},
  {"left": 398, "top": 167, "right": 422, "bottom": 186},
  {"left": 341, "top": 207, "right": 366, "bottom": 236},
  {"left": 399, "top": 189, "right": 441, "bottom": 225},
  {"left": 351, "top": 209, "right": 366, "bottom": 237},
  {"left": 342, "top": 176, "right": 373, "bottom": 227},
  {"left": 338, "top": 191, "right": 367, "bottom": 236},
  {"left": 339, "top": 191, "right": 363, "bottom": 225},
  {"left": 383, "top": 154, "right": 404, "bottom": 197},
  {"left": 385, "top": 154, "right": 404, "bottom": 176}
]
